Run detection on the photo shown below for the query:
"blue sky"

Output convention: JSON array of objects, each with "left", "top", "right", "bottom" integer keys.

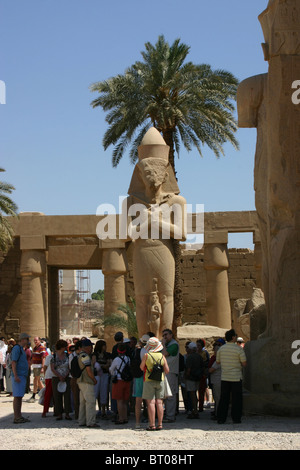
[{"left": 0, "top": 0, "right": 268, "bottom": 292}]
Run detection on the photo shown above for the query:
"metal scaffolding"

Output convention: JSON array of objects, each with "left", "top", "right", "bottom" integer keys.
[{"left": 59, "top": 270, "right": 91, "bottom": 334}]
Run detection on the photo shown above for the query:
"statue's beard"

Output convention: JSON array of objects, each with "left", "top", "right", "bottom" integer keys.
[{"left": 146, "top": 178, "right": 165, "bottom": 191}]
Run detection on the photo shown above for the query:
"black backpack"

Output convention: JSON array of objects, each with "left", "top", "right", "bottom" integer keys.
[
  {"left": 117, "top": 356, "right": 132, "bottom": 382},
  {"left": 70, "top": 355, "right": 85, "bottom": 379},
  {"left": 147, "top": 352, "right": 163, "bottom": 382},
  {"left": 130, "top": 348, "right": 143, "bottom": 378}
]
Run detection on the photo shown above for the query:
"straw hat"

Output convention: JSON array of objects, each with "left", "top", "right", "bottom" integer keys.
[
  {"left": 145, "top": 336, "right": 163, "bottom": 353},
  {"left": 140, "top": 334, "right": 150, "bottom": 344}
]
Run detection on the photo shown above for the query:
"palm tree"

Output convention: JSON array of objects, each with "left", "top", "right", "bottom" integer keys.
[
  {"left": 0, "top": 168, "right": 18, "bottom": 252},
  {"left": 90, "top": 35, "right": 239, "bottom": 330},
  {"left": 102, "top": 298, "right": 138, "bottom": 338},
  {"left": 90, "top": 34, "right": 239, "bottom": 176}
]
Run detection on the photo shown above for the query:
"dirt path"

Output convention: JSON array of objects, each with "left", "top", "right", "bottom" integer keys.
[{"left": 1, "top": 391, "right": 300, "bottom": 451}]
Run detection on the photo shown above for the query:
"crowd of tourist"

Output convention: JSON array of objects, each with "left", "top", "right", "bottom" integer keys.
[{"left": 0, "top": 328, "right": 247, "bottom": 428}]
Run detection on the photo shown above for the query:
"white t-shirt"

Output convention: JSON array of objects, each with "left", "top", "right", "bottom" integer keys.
[
  {"left": 109, "top": 355, "right": 130, "bottom": 380},
  {"left": 44, "top": 354, "right": 54, "bottom": 379}
]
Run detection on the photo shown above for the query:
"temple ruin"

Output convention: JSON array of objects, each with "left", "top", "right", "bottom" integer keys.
[{"left": 0, "top": 210, "right": 260, "bottom": 349}]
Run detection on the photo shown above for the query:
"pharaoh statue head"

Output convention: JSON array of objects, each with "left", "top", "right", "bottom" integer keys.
[{"left": 128, "top": 127, "right": 179, "bottom": 199}]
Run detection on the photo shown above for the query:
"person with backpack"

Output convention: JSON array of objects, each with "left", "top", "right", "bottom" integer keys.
[
  {"left": 11, "top": 333, "right": 30, "bottom": 424},
  {"left": 140, "top": 336, "right": 169, "bottom": 431},
  {"left": 109, "top": 342, "right": 131, "bottom": 425}
]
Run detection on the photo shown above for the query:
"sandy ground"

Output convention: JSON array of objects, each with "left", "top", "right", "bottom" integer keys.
[{"left": 1, "top": 389, "right": 300, "bottom": 452}]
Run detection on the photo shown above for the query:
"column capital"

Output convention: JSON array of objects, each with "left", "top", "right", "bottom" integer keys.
[
  {"left": 204, "top": 242, "right": 229, "bottom": 270},
  {"left": 102, "top": 247, "right": 128, "bottom": 275},
  {"left": 20, "top": 249, "right": 47, "bottom": 277}
]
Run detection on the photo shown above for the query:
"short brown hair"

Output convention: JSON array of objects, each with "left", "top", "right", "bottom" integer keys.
[{"left": 55, "top": 339, "right": 68, "bottom": 351}]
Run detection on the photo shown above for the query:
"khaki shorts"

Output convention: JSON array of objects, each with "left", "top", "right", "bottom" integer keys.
[
  {"left": 32, "top": 367, "right": 42, "bottom": 377},
  {"left": 142, "top": 380, "right": 165, "bottom": 400}
]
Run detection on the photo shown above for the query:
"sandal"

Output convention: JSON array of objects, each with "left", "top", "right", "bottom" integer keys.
[
  {"left": 146, "top": 426, "right": 156, "bottom": 431},
  {"left": 14, "top": 417, "right": 30, "bottom": 424},
  {"left": 156, "top": 424, "right": 163, "bottom": 430}
]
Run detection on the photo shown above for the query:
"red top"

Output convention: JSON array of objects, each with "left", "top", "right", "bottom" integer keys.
[{"left": 31, "top": 344, "right": 46, "bottom": 366}]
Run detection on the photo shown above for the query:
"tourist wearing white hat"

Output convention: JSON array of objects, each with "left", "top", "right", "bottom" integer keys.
[{"left": 140, "top": 337, "right": 169, "bottom": 430}]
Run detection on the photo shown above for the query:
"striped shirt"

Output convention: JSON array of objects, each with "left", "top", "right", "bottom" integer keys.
[
  {"left": 216, "top": 343, "right": 246, "bottom": 382},
  {"left": 31, "top": 344, "right": 46, "bottom": 367}
]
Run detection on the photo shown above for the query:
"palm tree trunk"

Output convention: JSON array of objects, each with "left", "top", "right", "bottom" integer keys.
[
  {"left": 162, "top": 128, "right": 176, "bottom": 180},
  {"left": 162, "top": 128, "right": 183, "bottom": 333}
]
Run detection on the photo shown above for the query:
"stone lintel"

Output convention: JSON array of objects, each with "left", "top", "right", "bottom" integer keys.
[
  {"left": 204, "top": 231, "right": 228, "bottom": 245},
  {"left": 99, "top": 239, "right": 126, "bottom": 250},
  {"left": 47, "top": 245, "right": 102, "bottom": 268},
  {"left": 20, "top": 235, "right": 46, "bottom": 251},
  {"left": 204, "top": 211, "right": 258, "bottom": 234},
  {"left": 9, "top": 211, "right": 258, "bottom": 239}
]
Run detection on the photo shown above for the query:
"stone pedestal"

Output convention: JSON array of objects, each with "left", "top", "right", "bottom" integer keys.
[{"left": 243, "top": 338, "right": 300, "bottom": 416}]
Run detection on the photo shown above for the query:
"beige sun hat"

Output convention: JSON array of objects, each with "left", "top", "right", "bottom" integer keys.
[{"left": 140, "top": 334, "right": 150, "bottom": 344}]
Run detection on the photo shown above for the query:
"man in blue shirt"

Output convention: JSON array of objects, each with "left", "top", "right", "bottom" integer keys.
[{"left": 11, "top": 333, "right": 30, "bottom": 424}]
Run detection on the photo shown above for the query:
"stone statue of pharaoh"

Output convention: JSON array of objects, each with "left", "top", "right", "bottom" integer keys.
[{"left": 124, "top": 127, "right": 187, "bottom": 338}]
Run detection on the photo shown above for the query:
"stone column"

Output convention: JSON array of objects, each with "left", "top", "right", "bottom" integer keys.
[
  {"left": 236, "top": 2, "right": 300, "bottom": 415},
  {"left": 20, "top": 248, "right": 47, "bottom": 339},
  {"left": 204, "top": 232, "right": 231, "bottom": 329},
  {"left": 100, "top": 240, "right": 128, "bottom": 350}
]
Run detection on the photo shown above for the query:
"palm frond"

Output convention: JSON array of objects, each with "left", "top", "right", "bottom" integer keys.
[
  {"left": 0, "top": 169, "right": 18, "bottom": 252},
  {"left": 90, "top": 35, "right": 239, "bottom": 172},
  {"left": 101, "top": 298, "right": 138, "bottom": 338}
]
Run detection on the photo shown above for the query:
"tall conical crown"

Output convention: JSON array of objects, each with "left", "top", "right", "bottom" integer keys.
[{"left": 138, "top": 127, "right": 170, "bottom": 161}]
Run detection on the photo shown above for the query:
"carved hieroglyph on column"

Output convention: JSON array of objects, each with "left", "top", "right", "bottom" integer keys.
[
  {"left": 125, "top": 128, "right": 187, "bottom": 338},
  {"left": 237, "top": 0, "right": 300, "bottom": 343}
]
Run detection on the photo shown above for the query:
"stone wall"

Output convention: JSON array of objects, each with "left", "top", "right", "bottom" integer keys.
[
  {"left": 0, "top": 239, "right": 22, "bottom": 338},
  {"left": 0, "top": 211, "right": 259, "bottom": 342},
  {"left": 180, "top": 247, "right": 257, "bottom": 324},
  {"left": 181, "top": 250, "right": 206, "bottom": 324}
]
